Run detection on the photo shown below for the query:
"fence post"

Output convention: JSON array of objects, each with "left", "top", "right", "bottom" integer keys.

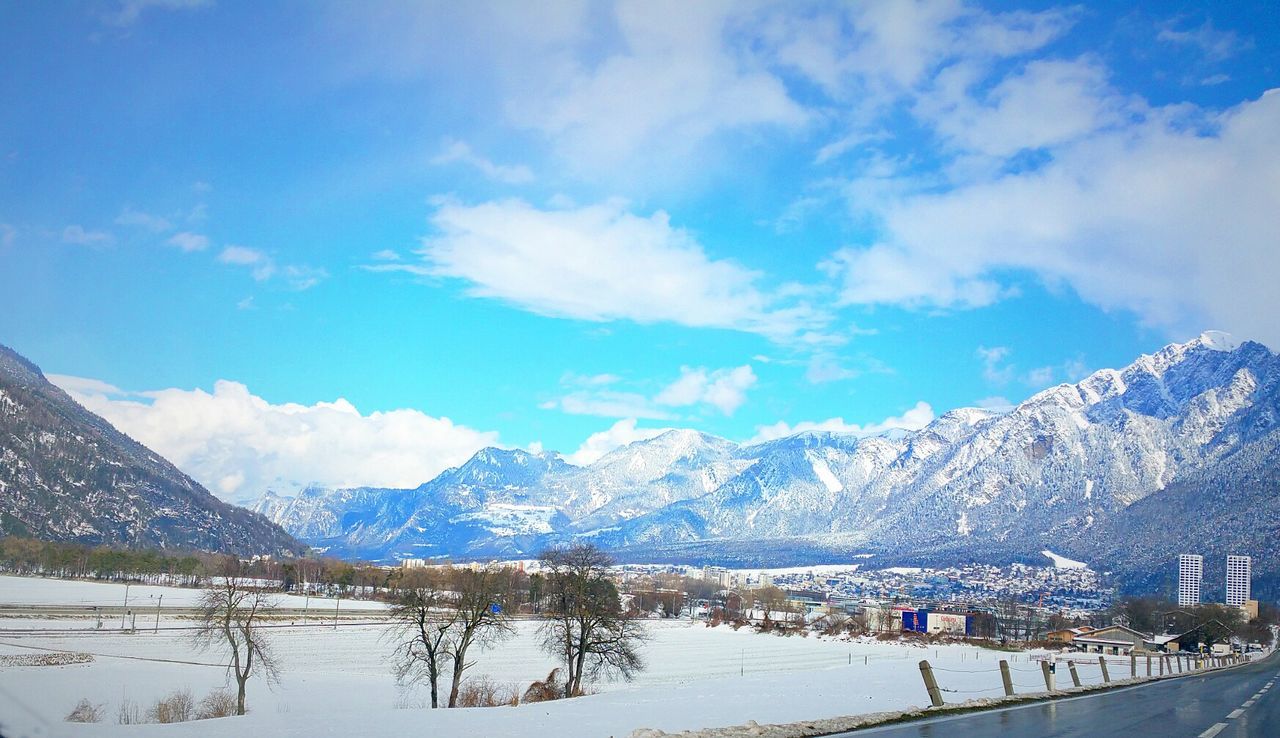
[
  {"left": 1000, "top": 659, "right": 1014, "bottom": 697},
  {"left": 1068, "top": 660, "right": 1081, "bottom": 688},
  {"left": 1176, "top": 655, "right": 1183, "bottom": 673},
  {"left": 1145, "top": 654, "right": 1152, "bottom": 677},
  {"left": 919, "top": 660, "right": 944, "bottom": 708},
  {"left": 1158, "top": 655, "right": 1164, "bottom": 676},
  {"left": 1130, "top": 652, "right": 1137, "bottom": 678},
  {"left": 1098, "top": 656, "right": 1110, "bottom": 683},
  {"left": 1041, "top": 660, "right": 1055, "bottom": 692}
]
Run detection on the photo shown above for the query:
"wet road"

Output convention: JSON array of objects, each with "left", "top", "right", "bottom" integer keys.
[{"left": 842, "top": 652, "right": 1279, "bottom": 738}]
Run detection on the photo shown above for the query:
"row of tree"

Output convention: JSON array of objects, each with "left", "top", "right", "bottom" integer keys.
[{"left": 191, "top": 544, "right": 647, "bottom": 715}]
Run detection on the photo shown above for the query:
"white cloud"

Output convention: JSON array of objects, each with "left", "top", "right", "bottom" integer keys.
[
  {"left": 62, "top": 225, "right": 114, "bottom": 246},
  {"left": 974, "top": 396, "right": 1014, "bottom": 412},
  {"left": 826, "top": 90, "right": 1280, "bottom": 347},
  {"left": 218, "top": 245, "right": 326, "bottom": 289},
  {"left": 509, "top": 1, "right": 808, "bottom": 177},
  {"left": 370, "top": 249, "right": 401, "bottom": 261},
  {"left": 51, "top": 375, "right": 499, "bottom": 503},
  {"left": 1158, "top": 20, "right": 1250, "bottom": 62},
  {"left": 167, "top": 231, "right": 209, "bottom": 252},
  {"left": 976, "top": 345, "right": 1012, "bottom": 384},
  {"left": 547, "top": 364, "right": 757, "bottom": 419},
  {"left": 431, "top": 139, "right": 534, "bottom": 184},
  {"left": 410, "top": 198, "right": 829, "bottom": 343},
  {"left": 654, "top": 365, "right": 756, "bottom": 415},
  {"left": 218, "top": 245, "right": 275, "bottom": 281},
  {"left": 102, "top": 0, "right": 212, "bottom": 27},
  {"left": 1024, "top": 365, "right": 1055, "bottom": 387},
  {"left": 748, "top": 401, "right": 935, "bottom": 444},
  {"left": 565, "top": 418, "right": 668, "bottom": 466},
  {"left": 115, "top": 207, "right": 173, "bottom": 233}
]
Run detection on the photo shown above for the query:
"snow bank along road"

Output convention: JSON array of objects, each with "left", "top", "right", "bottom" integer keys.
[{"left": 843, "top": 650, "right": 1280, "bottom": 738}]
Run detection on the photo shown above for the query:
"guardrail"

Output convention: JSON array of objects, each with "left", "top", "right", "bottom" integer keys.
[{"left": 917, "top": 649, "right": 1260, "bottom": 707}]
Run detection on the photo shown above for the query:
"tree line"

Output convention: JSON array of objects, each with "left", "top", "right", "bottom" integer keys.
[{"left": 189, "top": 543, "right": 646, "bottom": 715}]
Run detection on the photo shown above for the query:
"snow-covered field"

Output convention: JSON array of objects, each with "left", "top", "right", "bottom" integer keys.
[
  {"left": 0, "top": 575, "right": 1106, "bottom": 738},
  {"left": 0, "top": 575, "right": 388, "bottom": 611}
]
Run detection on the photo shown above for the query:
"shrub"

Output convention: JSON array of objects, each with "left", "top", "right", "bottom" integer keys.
[
  {"left": 455, "top": 675, "right": 519, "bottom": 707},
  {"left": 522, "top": 668, "right": 565, "bottom": 703},
  {"left": 148, "top": 689, "right": 195, "bottom": 723},
  {"left": 117, "top": 698, "right": 143, "bottom": 725},
  {"left": 195, "top": 689, "right": 239, "bottom": 719},
  {"left": 65, "top": 698, "right": 104, "bottom": 723}
]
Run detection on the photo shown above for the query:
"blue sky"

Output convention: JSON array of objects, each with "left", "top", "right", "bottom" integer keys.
[{"left": 2, "top": 1, "right": 1277, "bottom": 502}]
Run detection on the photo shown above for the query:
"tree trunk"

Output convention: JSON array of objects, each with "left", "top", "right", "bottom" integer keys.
[{"left": 236, "top": 675, "right": 247, "bottom": 715}]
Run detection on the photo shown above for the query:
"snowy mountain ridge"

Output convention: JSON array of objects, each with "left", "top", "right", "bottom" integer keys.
[{"left": 255, "top": 333, "right": 1280, "bottom": 591}]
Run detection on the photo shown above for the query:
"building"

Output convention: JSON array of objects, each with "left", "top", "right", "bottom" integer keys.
[
  {"left": 1226, "top": 555, "right": 1252, "bottom": 607},
  {"left": 400, "top": 558, "right": 426, "bottom": 569},
  {"left": 1071, "top": 624, "right": 1148, "bottom": 656},
  {"left": 1178, "top": 554, "right": 1203, "bottom": 606},
  {"left": 1047, "top": 626, "right": 1097, "bottom": 644}
]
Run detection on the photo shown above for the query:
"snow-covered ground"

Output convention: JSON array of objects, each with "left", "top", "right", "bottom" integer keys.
[
  {"left": 0, "top": 575, "right": 388, "bottom": 611},
  {"left": 0, "top": 575, "right": 1109, "bottom": 738}
]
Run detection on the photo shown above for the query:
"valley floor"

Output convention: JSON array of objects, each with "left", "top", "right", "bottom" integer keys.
[{"left": 0, "top": 575, "right": 1094, "bottom": 738}]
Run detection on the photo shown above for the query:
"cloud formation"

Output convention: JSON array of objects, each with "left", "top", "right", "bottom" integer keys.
[
  {"left": 397, "top": 198, "right": 829, "bottom": 343},
  {"left": 748, "top": 401, "right": 935, "bottom": 444},
  {"left": 546, "top": 364, "right": 758, "bottom": 420},
  {"left": 565, "top": 418, "right": 668, "bottom": 466},
  {"left": 51, "top": 375, "right": 499, "bottom": 503}
]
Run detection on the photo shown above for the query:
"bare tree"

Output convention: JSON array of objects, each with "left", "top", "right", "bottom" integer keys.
[
  {"left": 190, "top": 574, "right": 281, "bottom": 715},
  {"left": 445, "top": 566, "right": 515, "bottom": 708},
  {"left": 387, "top": 567, "right": 457, "bottom": 709},
  {"left": 537, "top": 544, "right": 647, "bottom": 698}
]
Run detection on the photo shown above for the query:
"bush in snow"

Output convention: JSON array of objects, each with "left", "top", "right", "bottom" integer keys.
[
  {"left": 148, "top": 688, "right": 195, "bottom": 723},
  {"left": 522, "top": 668, "right": 565, "bottom": 704},
  {"left": 196, "top": 689, "right": 239, "bottom": 719},
  {"left": 455, "top": 674, "right": 519, "bottom": 707},
  {"left": 117, "top": 698, "right": 143, "bottom": 725},
  {"left": 65, "top": 698, "right": 104, "bottom": 723}
]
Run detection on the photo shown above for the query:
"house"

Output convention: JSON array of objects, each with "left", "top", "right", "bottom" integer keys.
[
  {"left": 1047, "top": 626, "right": 1096, "bottom": 644},
  {"left": 1071, "top": 624, "right": 1148, "bottom": 656}
]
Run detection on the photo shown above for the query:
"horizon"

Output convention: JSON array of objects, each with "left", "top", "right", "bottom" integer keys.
[{"left": 4, "top": 2, "right": 1279, "bottom": 505}]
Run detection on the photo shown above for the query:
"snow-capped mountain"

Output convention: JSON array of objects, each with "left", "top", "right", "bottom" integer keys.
[
  {"left": 0, "top": 343, "right": 303, "bottom": 556},
  {"left": 256, "top": 332, "right": 1280, "bottom": 592}
]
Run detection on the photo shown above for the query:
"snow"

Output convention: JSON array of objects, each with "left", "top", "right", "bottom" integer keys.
[
  {"left": 0, "top": 575, "right": 387, "bottom": 611},
  {"left": 807, "top": 452, "right": 843, "bottom": 493},
  {"left": 1197, "top": 330, "right": 1239, "bottom": 352},
  {"left": 0, "top": 576, "right": 1084, "bottom": 738},
  {"left": 1041, "top": 550, "right": 1088, "bottom": 570}
]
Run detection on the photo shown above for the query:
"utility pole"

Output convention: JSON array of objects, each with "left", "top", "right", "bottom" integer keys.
[
  {"left": 334, "top": 593, "right": 341, "bottom": 629},
  {"left": 154, "top": 595, "right": 163, "bottom": 633},
  {"left": 121, "top": 583, "right": 130, "bottom": 629}
]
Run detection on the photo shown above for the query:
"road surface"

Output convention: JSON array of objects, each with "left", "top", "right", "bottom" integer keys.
[{"left": 842, "top": 652, "right": 1279, "bottom": 738}]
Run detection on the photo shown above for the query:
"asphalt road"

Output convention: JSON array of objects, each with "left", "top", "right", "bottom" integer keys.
[{"left": 842, "top": 652, "right": 1279, "bottom": 738}]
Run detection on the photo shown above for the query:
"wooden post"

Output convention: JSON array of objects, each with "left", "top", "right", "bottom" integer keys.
[
  {"left": 1000, "top": 659, "right": 1014, "bottom": 697},
  {"left": 1158, "top": 655, "right": 1164, "bottom": 675},
  {"left": 1145, "top": 654, "right": 1152, "bottom": 677},
  {"left": 1068, "top": 660, "right": 1081, "bottom": 688},
  {"left": 1176, "top": 654, "right": 1183, "bottom": 673},
  {"left": 1041, "top": 660, "right": 1055, "bottom": 692},
  {"left": 1098, "top": 656, "right": 1110, "bottom": 683},
  {"left": 1130, "top": 652, "right": 1137, "bottom": 678},
  {"left": 919, "top": 660, "right": 944, "bottom": 707}
]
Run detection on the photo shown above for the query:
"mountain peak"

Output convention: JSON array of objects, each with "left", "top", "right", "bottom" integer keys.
[{"left": 1194, "top": 330, "right": 1240, "bottom": 352}]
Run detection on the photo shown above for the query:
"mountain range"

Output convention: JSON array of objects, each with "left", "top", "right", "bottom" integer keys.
[
  {"left": 254, "top": 332, "right": 1279, "bottom": 598},
  {"left": 0, "top": 344, "right": 303, "bottom": 556}
]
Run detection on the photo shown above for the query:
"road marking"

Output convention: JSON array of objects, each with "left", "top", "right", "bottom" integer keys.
[
  {"left": 1227, "top": 709, "right": 1245, "bottom": 719},
  {"left": 1199, "top": 724, "right": 1228, "bottom": 738},
  {"left": 1243, "top": 700, "right": 1256, "bottom": 707}
]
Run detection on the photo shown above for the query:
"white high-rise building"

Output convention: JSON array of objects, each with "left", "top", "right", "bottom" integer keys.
[
  {"left": 1178, "top": 554, "right": 1203, "bottom": 606},
  {"left": 1226, "top": 555, "right": 1252, "bottom": 606}
]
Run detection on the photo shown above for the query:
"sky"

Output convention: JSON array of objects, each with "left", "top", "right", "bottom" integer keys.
[{"left": 2, "top": 1, "right": 1278, "bottom": 504}]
